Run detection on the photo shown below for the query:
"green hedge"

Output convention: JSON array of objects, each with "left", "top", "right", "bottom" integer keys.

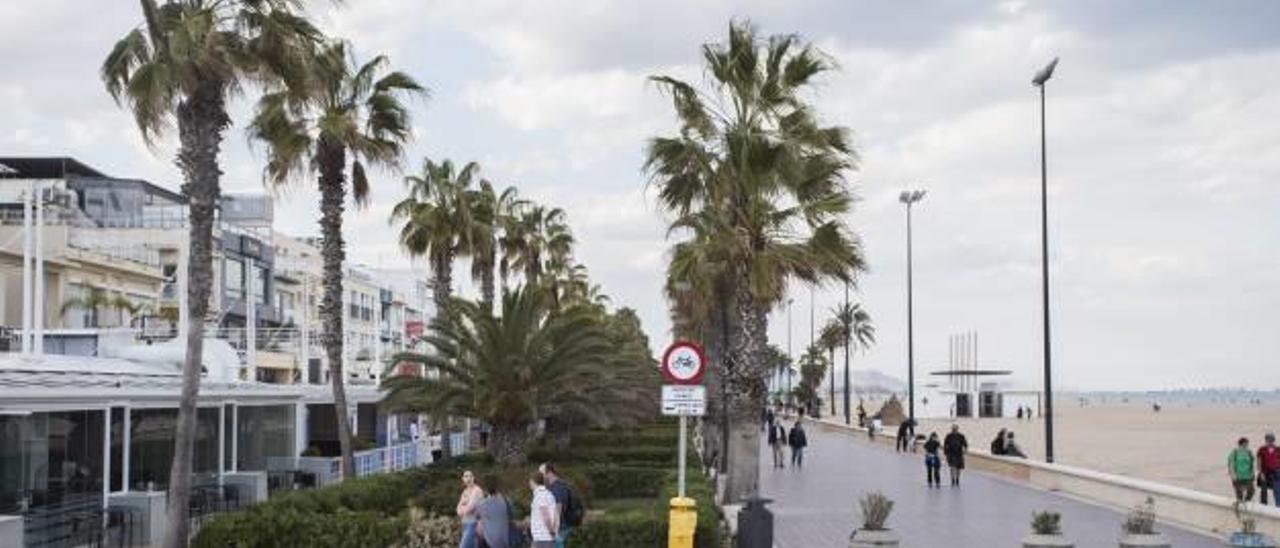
[
  {"left": 192, "top": 508, "right": 403, "bottom": 548},
  {"left": 583, "top": 466, "right": 666, "bottom": 498}
]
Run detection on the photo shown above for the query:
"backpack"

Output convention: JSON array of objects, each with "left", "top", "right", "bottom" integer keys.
[{"left": 564, "top": 485, "right": 585, "bottom": 528}]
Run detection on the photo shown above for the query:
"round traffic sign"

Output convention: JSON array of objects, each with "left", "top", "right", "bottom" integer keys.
[{"left": 661, "top": 341, "right": 706, "bottom": 385}]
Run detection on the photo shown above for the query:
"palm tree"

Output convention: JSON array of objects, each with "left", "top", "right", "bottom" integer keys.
[
  {"left": 390, "top": 158, "right": 482, "bottom": 459},
  {"left": 382, "top": 286, "right": 622, "bottom": 465},
  {"left": 102, "top": 2, "right": 316, "bottom": 544},
  {"left": 833, "top": 301, "right": 876, "bottom": 423},
  {"left": 505, "top": 204, "right": 573, "bottom": 287},
  {"left": 795, "top": 344, "right": 827, "bottom": 417},
  {"left": 647, "top": 20, "right": 866, "bottom": 501},
  {"left": 61, "top": 287, "right": 140, "bottom": 328},
  {"left": 819, "top": 319, "right": 843, "bottom": 417},
  {"left": 469, "top": 181, "right": 522, "bottom": 314},
  {"left": 249, "top": 40, "right": 423, "bottom": 478}
]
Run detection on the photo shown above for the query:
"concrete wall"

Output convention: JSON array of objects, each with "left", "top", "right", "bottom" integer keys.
[
  {"left": 0, "top": 514, "right": 22, "bottom": 547},
  {"left": 813, "top": 417, "right": 1280, "bottom": 540}
]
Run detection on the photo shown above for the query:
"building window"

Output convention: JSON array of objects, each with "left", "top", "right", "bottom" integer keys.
[
  {"left": 251, "top": 264, "right": 268, "bottom": 306},
  {"left": 225, "top": 258, "right": 245, "bottom": 302}
]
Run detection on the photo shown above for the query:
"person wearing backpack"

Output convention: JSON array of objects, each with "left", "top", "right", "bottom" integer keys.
[
  {"left": 539, "top": 462, "right": 582, "bottom": 547},
  {"left": 475, "top": 475, "right": 511, "bottom": 548}
]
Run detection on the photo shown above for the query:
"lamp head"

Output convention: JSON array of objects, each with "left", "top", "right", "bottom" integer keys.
[{"left": 1033, "top": 57, "right": 1059, "bottom": 87}]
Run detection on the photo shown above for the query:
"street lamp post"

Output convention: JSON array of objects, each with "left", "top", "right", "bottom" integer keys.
[
  {"left": 1033, "top": 57, "right": 1059, "bottom": 463},
  {"left": 842, "top": 282, "right": 851, "bottom": 425},
  {"left": 786, "top": 297, "right": 793, "bottom": 410},
  {"left": 899, "top": 189, "right": 926, "bottom": 424}
]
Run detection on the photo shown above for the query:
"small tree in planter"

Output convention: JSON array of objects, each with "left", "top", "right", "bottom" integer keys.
[
  {"left": 1023, "top": 511, "right": 1073, "bottom": 548},
  {"left": 1228, "top": 502, "right": 1277, "bottom": 548},
  {"left": 849, "top": 492, "right": 901, "bottom": 547},
  {"left": 1119, "top": 497, "right": 1169, "bottom": 548}
]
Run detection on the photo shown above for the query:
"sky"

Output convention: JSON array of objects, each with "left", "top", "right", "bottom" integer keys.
[{"left": 3, "top": 1, "right": 1279, "bottom": 391}]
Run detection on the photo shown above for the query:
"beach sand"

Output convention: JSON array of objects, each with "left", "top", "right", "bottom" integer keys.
[{"left": 912, "top": 403, "right": 1279, "bottom": 497}]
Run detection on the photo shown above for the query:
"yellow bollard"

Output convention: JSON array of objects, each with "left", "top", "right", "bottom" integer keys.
[{"left": 668, "top": 497, "right": 698, "bottom": 548}]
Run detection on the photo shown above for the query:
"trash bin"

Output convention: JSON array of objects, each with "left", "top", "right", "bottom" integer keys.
[{"left": 736, "top": 496, "right": 773, "bottom": 548}]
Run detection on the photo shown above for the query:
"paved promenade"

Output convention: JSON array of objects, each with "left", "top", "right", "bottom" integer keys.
[{"left": 760, "top": 420, "right": 1220, "bottom": 547}]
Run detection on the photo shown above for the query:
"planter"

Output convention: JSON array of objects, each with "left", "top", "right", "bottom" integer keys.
[
  {"left": 1227, "top": 532, "right": 1278, "bottom": 547},
  {"left": 1119, "top": 533, "right": 1170, "bottom": 548},
  {"left": 1022, "top": 534, "right": 1074, "bottom": 548},
  {"left": 849, "top": 528, "right": 901, "bottom": 547}
]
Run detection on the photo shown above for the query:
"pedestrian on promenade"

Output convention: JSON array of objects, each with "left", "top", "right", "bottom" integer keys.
[
  {"left": 857, "top": 402, "right": 867, "bottom": 427},
  {"left": 788, "top": 418, "right": 808, "bottom": 468},
  {"left": 1016, "top": 407, "right": 1024, "bottom": 420},
  {"left": 528, "top": 472, "right": 558, "bottom": 548},
  {"left": 990, "top": 428, "right": 1008, "bottom": 455},
  {"left": 456, "top": 470, "right": 484, "bottom": 548},
  {"left": 768, "top": 420, "right": 786, "bottom": 469},
  {"left": 924, "top": 432, "right": 942, "bottom": 487},
  {"left": 870, "top": 416, "right": 882, "bottom": 441},
  {"left": 1004, "top": 432, "right": 1027, "bottom": 458},
  {"left": 1259, "top": 433, "right": 1280, "bottom": 506},
  {"left": 475, "top": 475, "right": 511, "bottom": 548},
  {"left": 896, "top": 418, "right": 916, "bottom": 453},
  {"left": 763, "top": 406, "right": 774, "bottom": 432},
  {"left": 539, "top": 463, "right": 580, "bottom": 548},
  {"left": 1229, "top": 437, "right": 1256, "bottom": 502},
  {"left": 943, "top": 424, "right": 968, "bottom": 487}
]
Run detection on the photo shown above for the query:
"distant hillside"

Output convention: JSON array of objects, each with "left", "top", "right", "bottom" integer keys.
[{"left": 830, "top": 369, "right": 907, "bottom": 395}]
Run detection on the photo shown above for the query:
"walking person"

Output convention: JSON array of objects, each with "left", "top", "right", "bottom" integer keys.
[
  {"left": 788, "top": 418, "right": 808, "bottom": 469},
  {"left": 943, "top": 424, "right": 968, "bottom": 487},
  {"left": 896, "top": 418, "right": 916, "bottom": 453},
  {"left": 456, "top": 470, "right": 484, "bottom": 548},
  {"left": 1004, "top": 432, "right": 1027, "bottom": 458},
  {"left": 1258, "top": 433, "right": 1280, "bottom": 506},
  {"left": 1229, "top": 437, "right": 1256, "bottom": 503},
  {"left": 768, "top": 420, "right": 786, "bottom": 468},
  {"left": 475, "top": 475, "right": 511, "bottom": 548},
  {"left": 528, "top": 472, "right": 558, "bottom": 548},
  {"left": 923, "top": 432, "right": 942, "bottom": 487},
  {"left": 539, "top": 463, "right": 580, "bottom": 548}
]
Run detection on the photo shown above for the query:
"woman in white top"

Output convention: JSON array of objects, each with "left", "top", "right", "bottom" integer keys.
[
  {"left": 456, "top": 470, "right": 484, "bottom": 548},
  {"left": 528, "top": 471, "right": 559, "bottom": 548}
]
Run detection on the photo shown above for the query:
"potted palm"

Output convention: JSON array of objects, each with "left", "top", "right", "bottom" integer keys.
[
  {"left": 849, "top": 492, "right": 900, "bottom": 547},
  {"left": 1228, "top": 503, "right": 1277, "bottom": 548},
  {"left": 1023, "top": 511, "right": 1073, "bottom": 548},
  {"left": 1118, "top": 497, "right": 1169, "bottom": 547}
]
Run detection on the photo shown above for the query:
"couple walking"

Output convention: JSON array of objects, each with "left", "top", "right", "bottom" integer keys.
[
  {"left": 1228, "top": 433, "right": 1280, "bottom": 505},
  {"left": 922, "top": 425, "right": 969, "bottom": 487},
  {"left": 768, "top": 417, "right": 809, "bottom": 469}
]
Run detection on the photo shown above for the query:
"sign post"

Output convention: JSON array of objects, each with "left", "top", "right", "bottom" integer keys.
[{"left": 662, "top": 341, "right": 705, "bottom": 548}]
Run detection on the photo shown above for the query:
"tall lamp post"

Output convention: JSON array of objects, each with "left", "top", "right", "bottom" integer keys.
[
  {"left": 786, "top": 297, "right": 794, "bottom": 409},
  {"left": 899, "top": 189, "right": 926, "bottom": 424},
  {"left": 1033, "top": 57, "right": 1059, "bottom": 463}
]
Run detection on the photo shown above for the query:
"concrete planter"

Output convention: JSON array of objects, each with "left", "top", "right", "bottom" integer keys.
[
  {"left": 1119, "top": 533, "right": 1170, "bottom": 547},
  {"left": 1022, "top": 534, "right": 1074, "bottom": 548},
  {"left": 849, "top": 528, "right": 901, "bottom": 547},
  {"left": 1227, "top": 531, "right": 1278, "bottom": 547}
]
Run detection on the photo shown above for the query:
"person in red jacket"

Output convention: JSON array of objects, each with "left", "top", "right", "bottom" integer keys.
[{"left": 1258, "top": 433, "right": 1280, "bottom": 506}]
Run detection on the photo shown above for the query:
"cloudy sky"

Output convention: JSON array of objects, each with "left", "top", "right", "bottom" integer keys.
[{"left": 3, "top": 1, "right": 1279, "bottom": 390}]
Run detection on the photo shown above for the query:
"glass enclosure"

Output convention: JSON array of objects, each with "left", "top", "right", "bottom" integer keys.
[
  {"left": 235, "top": 405, "right": 294, "bottom": 471},
  {"left": 128, "top": 407, "right": 219, "bottom": 490},
  {"left": 0, "top": 411, "right": 105, "bottom": 515}
]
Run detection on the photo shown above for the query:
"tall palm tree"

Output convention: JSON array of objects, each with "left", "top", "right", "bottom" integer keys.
[
  {"left": 249, "top": 40, "right": 423, "bottom": 477},
  {"left": 382, "top": 285, "right": 623, "bottom": 465},
  {"left": 647, "top": 21, "right": 865, "bottom": 501},
  {"left": 819, "top": 319, "right": 843, "bottom": 417},
  {"left": 833, "top": 301, "right": 876, "bottom": 422},
  {"left": 505, "top": 204, "right": 573, "bottom": 287},
  {"left": 469, "top": 181, "right": 522, "bottom": 314},
  {"left": 390, "top": 158, "right": 481, "bottom": 459},
  {"left": 102, "top": 1, "right": 316, "bottom": 544}
]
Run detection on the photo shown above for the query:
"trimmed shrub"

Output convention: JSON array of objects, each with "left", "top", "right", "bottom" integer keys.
[
  {"left": 192, "top": 507, "right": 403, "bottom": 548},
  {"left": 568, "top": 510, "right": 665, "bottom": 547},
  {"left": 583, "top": 466, "right": 666, "bottom": 498}
]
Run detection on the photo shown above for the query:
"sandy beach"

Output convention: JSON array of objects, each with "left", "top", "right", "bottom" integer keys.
[{"left": 822, "top": 397, "right": 1279, "bottom": 497}]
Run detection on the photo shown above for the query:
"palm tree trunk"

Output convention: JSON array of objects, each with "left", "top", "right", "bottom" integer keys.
[
  {"left": 431, "top": 251, "right": 454, "bottom": 460},
  {"left": 700, "top": 313, "right": 722, "bottom": 471},
  {"left": 479, "top": 255, "right": 496, "bottom": 315},
  {"left": 161, "top": 86, "right": 226, "bottom": 548},
  {"left": 828, "top": 347, "right": 836, "bottom": 417},
  {"left": 725, "top": 278, "right": 767, "bottom": 503},
  {"left": 317, "top": 138, "right": 356, "bottom": 479},
  {"left": 489, "top": 423, "right": 528, "bottom": 466}
]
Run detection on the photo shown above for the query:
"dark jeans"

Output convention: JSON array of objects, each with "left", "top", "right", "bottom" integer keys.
[
  {"left": 1260, "top": 471, "right": 1279, "bottom": 506},
  {"left": 1234, "top": 479, "right": 1256, "bottom": 502},
  {"left": 897, "top": 434, "right": 909, "bottom": 452},
  {"left": 925, "top": 455, "right": 941, "bottom": 486},
  {"left": 791, "top": 447, "right": 804, "bottom": 467}
]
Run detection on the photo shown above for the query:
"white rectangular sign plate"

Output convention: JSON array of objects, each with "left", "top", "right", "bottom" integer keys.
[{"left": 661, "top": 385, "right": 706, "bottom": 416}]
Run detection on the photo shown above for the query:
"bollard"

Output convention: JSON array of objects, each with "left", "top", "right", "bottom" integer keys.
[
  {"left": 736, "top": 496, "right": 773, "bottom": 548},
  {"left": 669, "top": 497, "right": 698, "bottom": 548}
]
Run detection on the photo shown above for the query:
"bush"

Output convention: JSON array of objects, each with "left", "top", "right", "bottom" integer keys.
[
  {"left": 394, "top": 507, "right": 460, "bottom": 548},
  {"left": 583, "top": 466, "right": 666, "bottom": 498},
  {"left": 569, "top": 510, "right": 665, "bottom": 547},
  {"left": 192, "top": 507, "right": 403, "bottom": 548}
]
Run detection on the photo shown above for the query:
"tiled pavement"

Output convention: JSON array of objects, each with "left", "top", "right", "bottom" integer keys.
[{"left": 760, "top": 421, "right": 1221, "bottom": 547}]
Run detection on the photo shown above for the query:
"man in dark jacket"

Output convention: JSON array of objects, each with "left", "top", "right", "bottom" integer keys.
[
  {"left": 767, "top": 420, "right": 786, "bottom": 468},
  {"left": 788, "top": 418, "right": 809, "bottom": 469},
  {"left": 896, "top": 418, "right": 917, "bottom": 453}
]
